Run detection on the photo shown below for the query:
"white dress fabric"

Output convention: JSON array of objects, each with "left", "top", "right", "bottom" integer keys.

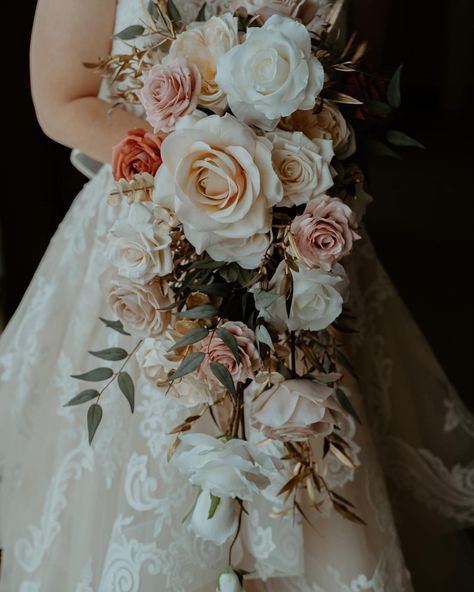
[{"left": 0, "top": 1, "right": 472, "bottom": 591}]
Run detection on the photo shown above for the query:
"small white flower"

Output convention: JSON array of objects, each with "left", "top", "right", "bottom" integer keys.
[
  {"left": 217, "top": 569, "right": 243, "bottom": 592},
  {"left": 189, "top": 490, "right": 238, "bottom": 545}
]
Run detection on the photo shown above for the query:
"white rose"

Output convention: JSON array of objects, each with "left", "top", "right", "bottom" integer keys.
[
  {"left": 206, "top": 233, "right": 270, "bottom": 269},
  {"left": 167, "top": 14, "right": 239, "bottom": 114},
  {"left": 215, "top": 15, "right": 324, "bottom": 130},
  {"left": 256, "top": 261, "right": 348, "bottom": 331},
  {"left": 153, "top": 114, "right": 282, "bottom": 266},
  {"left": 267, "top": 130, "right": 334, "bottom": 207},
  {"left": 189, "top": 490, "right": 238, "bottom": 545},
  {"left": 217, "top": 569, "right": 243, "bottom": 592},
  {"left": 107, "top": 203, "right": 172, "bottom": 284}
]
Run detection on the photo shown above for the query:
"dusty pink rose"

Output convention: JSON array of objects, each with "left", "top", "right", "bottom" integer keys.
[
  {"left": 139, "top": 59, "right": 201, "bottom": 133},
  {"left": 106, "top": 276, "right": 171, "bottom": 338},
  {"left": 252, "top": 379, "right": 341, "bottom": 441},
  {"left": 112, "top": 129, "right": 162, "bottom": 182},
  {"left": 198, "top": 321, "right": 262, "bottom": 387},
  {"left": 290, "top": 195, "right": 360, "bottom": 271}
]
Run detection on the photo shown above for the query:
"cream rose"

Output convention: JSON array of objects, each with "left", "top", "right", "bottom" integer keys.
[
  {"left": 167, "top": 14, "right": 239, "bottom": 114},
  {"left": 153, "top": 114, "right": 283, "bottom": 266},
  {"left": 107, "top": 204, "right": 172, "bottom": 284},
  {"left": 206, "top": 233, "right": 270, "bottom": 270},
  {"left": 255, "top": 261, "right": 348, "bottom": 331},
  {"left": 217, "top": 569, "right": 243, "bottom": 592},
  {"left": 280, "top": 101, "right": 356, "bottom": 160},
  {"left": 189, "top": 490, "right": 238, "bottom": 545},
  {"left": 216, "top": 15, "right": 324, "bottom": 130},
  {"left": 267, "top": 130, "right": 334, "bottom": 207}
]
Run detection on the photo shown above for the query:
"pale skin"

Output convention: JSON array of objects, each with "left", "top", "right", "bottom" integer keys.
[{"left": 30, "top": 0, "right": 151, "bottom": 164}]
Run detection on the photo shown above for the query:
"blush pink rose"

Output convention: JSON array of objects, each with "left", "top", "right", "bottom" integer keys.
[
  {"left": 197, "top": 321, "right": 262, "bottom": 388},
  {"left": 290, "top": 195, "right": 360, "bottom": 271},
  {"left": 252, "top": 379, "right": 341, "bottom": 441},
  {"left": 112, "top": 129, "right": 162, "bottom": 182},
  {"left": 139, "top": 58, "right": 201, "bottom": 133}
]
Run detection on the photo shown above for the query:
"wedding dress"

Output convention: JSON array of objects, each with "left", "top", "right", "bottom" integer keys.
[{"left": 0, "top": 1, "right": 472, "bottom": 591}]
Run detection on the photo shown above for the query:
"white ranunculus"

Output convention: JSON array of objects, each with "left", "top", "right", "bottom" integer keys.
[
  {"left": 217, "top": 569, "right": 243, "bottom": 592},
  {"left": 153, "top": 114, "right": 282, "bottom": 266},
  {"left": 167, "top": 14, "right": 239, "bottom": 114},
  {"left": 107, "top": 203, "right": 172, "bottom": 284},
  {"left": 267, "top": 130, "right": 334, "bottom": 207},
  {"left": 256, "top": 261, "right": 348, "bottom": 331},
  {"left": 215, "top": 15, "right": 324, "bottom": 130},
  {"left": 189, "top": 490, "right": 238, "bottom": 545}
]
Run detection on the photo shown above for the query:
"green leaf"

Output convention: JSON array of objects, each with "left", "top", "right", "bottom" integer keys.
[
  {"left": 196, "top": 2, "right": 207, "bottom": 21},
  {"left": 335, "top": 349, "right": 357, "bottom": 377},
  {"left": 64, "top": 389, "right": 99, "bottom": 407},
  {"left": 219, "top": 264, "right": 239, "bottom": 283},
  {"left": 147, "top": 0, "right": 159, "bottom": 19},
  {"left": 255, "top": 324, "right": 274, "bottom": 351},
  {"left": 254, "top": 290, "right": 280, "bottom": 310},
  {"left": 210, "top": 362, "right": 236, "bottom": 397},
  {"left": 367, "top": 140, "right": 402, "bottom": 160},
  {"left": 71, "top": 368, "right": 113, "bottom": 382},
  {"left": 386, "top": 130, "right": 425, "bottom": 149},
  {"left": 193, "top": 283, "right": 230, "bottom": 297},
  {"left": 118, "top": 372, "right": 135, "bottom": 413},
  {"left": 170, "top": 352, "right": 205, "bottom": 381},
  {"left": 99, "top": 317, "right": 131, "bottom": 336},
  {"left": 216, "top": 328, "right": 241, "bottom": 364},
  {"left": 387, "top": 64, "right": 402, "bottom": 109},
  {"left": 168, "top": 328, "right": 209, "bottom": 351},
  {"left": 190, "top": 258, "right": 225, "bottom": 270},
  {"left": 87, "top": 403, "right": 103, "bottom": 444},
  {"left": 208, "top": 493, "right": 220, "bottom": 519},
  {"left": 336, "top": 388, "right": 362, "bottom": 424},
  {"left": 114, "top": 25, "right": 145, "bottom": 40},
  {"left": 167, "top": 0, "right": 182, "bottom": 24},
  {"left": 366, "top": 100, "right": 391, "bottom": 116},
  {"left": 88, "top": 347, "right": 128, "bottom": 361},
  {"left": 177, "top": 305, "right": 218, "bottom": 319}
]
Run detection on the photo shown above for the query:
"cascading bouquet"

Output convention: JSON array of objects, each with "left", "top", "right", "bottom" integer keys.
[{"left": 66, "top": 1, "right": 422, "bottom": 589}]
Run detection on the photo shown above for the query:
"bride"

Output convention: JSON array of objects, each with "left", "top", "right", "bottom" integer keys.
[{"left": 0, "top": 0, "right": 472, "bottom": 590}]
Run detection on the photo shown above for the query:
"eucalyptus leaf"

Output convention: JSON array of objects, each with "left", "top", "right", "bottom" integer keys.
[
  {"left": 255, "top": 324, "right": 274, "bottom": 351},
  {"left": 254, "top": 290, "right": 280, "bottom": 310},
  {"left": 386, "top": 130, "right": 425, "bottom": 149},
  {"left": 196, "top": 2, "right": 207, "bottom": 21},
  {"left": 170, "top": 352, "right": 205, "bottom": 381},
  {"left": 216, "top": 327, "right": 241, "bottom": 364},
  {"left": 114, "top": 25, "right": 145, "bottom": 40},
  {"left": 177, "top": 305, "right": 218, "bottom": 319},
  {"left": 387, "top": 64, "right": 402, "bottom": 109},
  {"left": 208, "top": 493, "right": 220, "bottom": 519},
  {"left": 219, "top": 264, "right": 239, "bottom": 283},
  {"left": 367, "top": 140, "right": 402, "bottom": 160},
  {"left": 210, "top": 362, "right": 236, "bottom": 397},
  {"left": 118, "top": 372, "right": 135, "bottom": 413},
  {"left": 71, "top": 368, "right": 113, "bottom": 382},
  {"left": 147, "top": 0, "right": 159, "bottom": 19},
  {"left": 87, "top": 403, "right": 103, "bottom": 445},
  {"left": 168, "top": 328, "right": 209, "bottom": 351},
  {"left": 99, "top": 317, "right": 131, "bottom": 336},
  {"left": 190, "top": 258, "right": 225, "bottom": 270},
  {"left": 167, "top": 0, "right": 182, "bottom": 24},
  {"left": 336, "top": 388, "right": 362, "bottom": 424},
  {"left": 193, "top": 283, "right": 230, "bottom": 296},
  {"left": 64, "top": 389, "right": 99, "bottom": 407},
  {"left": 88, "top": 347, "right": 128, "bottom": 361}
]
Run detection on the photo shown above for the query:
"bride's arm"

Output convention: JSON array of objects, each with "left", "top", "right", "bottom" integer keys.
[{"left": 30, "top": 0, "right": 151, "bottom": 164}]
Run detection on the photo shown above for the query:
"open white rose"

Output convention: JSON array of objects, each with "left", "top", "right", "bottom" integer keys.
[
  {"left": 107, "top": 203, "right": 172, "bottom": 284},
  {"left": 167, "top": 14, "right": 239, "bottom": 114},
  {"left": 256, "top": 261, "right": 348, "bottom": 331},
  {"left": 267, "top": 130, "right": 334, "bottom": 206},
  {"left": 153, "top": 114, "right": 282, "bottom": 266},
  {"left": 206, "top": 233, "right": 270, "bottom": 269},
  {"left": 189, "top": 490, "right": 238, "bottom": 545},
  {"left": 217, "top": 569, "right": 243, "bottom": 592},
  {"left": 216, "top": 15, "right": 324, "bottom": 130}
]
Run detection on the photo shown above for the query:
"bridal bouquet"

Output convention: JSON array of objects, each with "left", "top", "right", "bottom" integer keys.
[{"left": 67, "top": 1, "right": 420, "bottom": 588}]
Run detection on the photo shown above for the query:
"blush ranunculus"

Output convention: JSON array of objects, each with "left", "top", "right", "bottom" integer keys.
[
  {"left": 112, "top": 128, "right": 162, "bottom": 181},
  {"left": 290, "top": 195, "right": 360, "bottom": 270},
  {"left": 139, "top": 58, "right": 201, "bottom": 133}
]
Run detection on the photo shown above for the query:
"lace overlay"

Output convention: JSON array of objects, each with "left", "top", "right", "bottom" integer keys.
[{"left": 0, "top": 1, "right": 472, "bottom": 591}]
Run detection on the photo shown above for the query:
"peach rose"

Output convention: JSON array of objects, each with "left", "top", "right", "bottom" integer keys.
[
  {"left": 139, "top": 59, "right": 201, "bottom": 133},
  {"left": 112, "top": 129, "right": 162, "bottom": 181},
  {"left": 106, "top": 276, "right": 171, "bottom": 338},
  {"left": 252, "top": 379, "right": 341, "bottom": 441},
  {"left": 197, "top": 321, "right": 262, "bottom": 387},
  {"left": 290, "top": 195, "right": 360, "bottom": 270}
]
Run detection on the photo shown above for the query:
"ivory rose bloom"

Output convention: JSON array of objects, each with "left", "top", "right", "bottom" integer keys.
[
  {"left": 107, "top": 203, "right": 173, "bottom": 284},
  {"left": 217, "top": 569, "right": 243, "bottom": 592},
  {"left": 252, "top": 379, "right": 341, "bottom": 440},
  {"left": 197, "top": 321, "right": 262, "bottom": 387},
  {"left": 106, "top": 277, "right": 171, "bottom": 338},
  {"left": 189, "top": 490, "right": 238, "bottom": 545},
  {"left": 206, "top": 233, "right": 270, "bottom": 270},
  {"left": 267, "top": 130, "right": 334, "bottom": 207},
  {"left": 291, "top": 195, "right": 360, "bottom": 270},
  {"left": 281, "top": 101, "right": 356, "bottom": 160},
  {"left": 168, "top": 14, "right": 239, "bottom": 113},
  {"left": 216, "top": 15, "right": 324, "bottom": 130},
  {"left": 139, "top": 59, "right": 201, "bottom": 133},
  {"left": 256, "top": 261, "right": 347, "bottom": 331},
  {"left": 153, "top": 114, "right": 283, "bottom": 266},
  {"left": 112, "top": 129, "right": 162, "bottom": 181}
]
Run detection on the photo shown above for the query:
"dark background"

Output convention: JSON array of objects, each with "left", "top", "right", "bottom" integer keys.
[{"left": 1, "top": 0, "right": 473, "bottom": 411}]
